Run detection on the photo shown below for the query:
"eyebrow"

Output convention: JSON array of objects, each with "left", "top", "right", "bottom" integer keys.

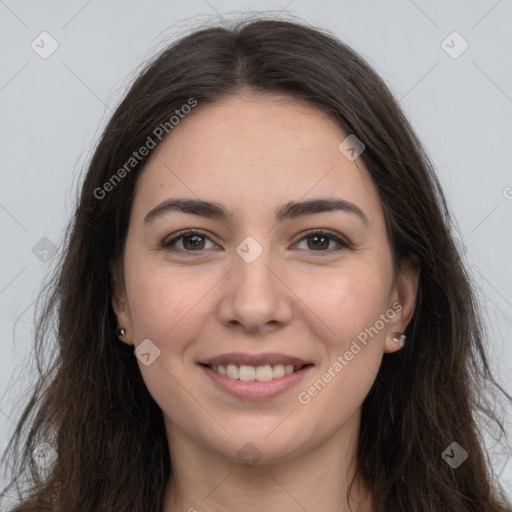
[{"left": 143, "top": 197, "right": 368, "bottom": 226}]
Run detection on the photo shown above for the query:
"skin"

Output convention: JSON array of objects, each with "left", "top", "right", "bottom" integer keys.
[{"left": 112, "top": 92, "right": 419, "bottom": 512}]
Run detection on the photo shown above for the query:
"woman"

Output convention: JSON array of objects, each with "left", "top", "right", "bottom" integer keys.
[{"left": 1, "top": 16, "right": 510, "bottom": 512}]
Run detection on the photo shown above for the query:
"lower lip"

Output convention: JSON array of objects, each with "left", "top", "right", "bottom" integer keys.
[{"left": 199, "top": 365, "right": 314, "bottom": 400}]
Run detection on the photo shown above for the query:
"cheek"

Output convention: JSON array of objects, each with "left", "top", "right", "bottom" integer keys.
[
  {"left": 123, "top": 262, "right": 210, "bottom": 426},
  {"left": 126, "top": 274, "right": 169, "bottom": 336},
  {"left": 124, "top": 257, "right": 204, "bottom": 346},
  {"left": 305, "top": 262, "right": 391, "bottom": 342},
  {"left": 294, "top": 267, "right": 390, "bottom": 422}
]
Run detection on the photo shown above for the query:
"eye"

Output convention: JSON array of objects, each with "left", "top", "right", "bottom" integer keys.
[
  {"left": 161, "top": 229, "right": 218, "bottom": 254},
  {"left": 161, "top": 228, "right": 349, "bottom": 255},
  {"left": 293, "top": 229, "right": 350, "bottom": 253}
]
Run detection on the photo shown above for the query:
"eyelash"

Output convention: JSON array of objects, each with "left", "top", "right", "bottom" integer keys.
[{"left": 161, "top": 228, "right": 350, "bottom": 256}]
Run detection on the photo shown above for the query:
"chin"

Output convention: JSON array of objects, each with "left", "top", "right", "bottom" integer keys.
[{"left": 204, "top": 425, "right": 313, "bottom": 466}]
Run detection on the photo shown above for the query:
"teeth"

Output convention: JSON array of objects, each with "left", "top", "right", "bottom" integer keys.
[
  {"left": 226, "top": 364, "right": 239, "bottom": 380},
  {"left": 255, "top": 365, "right": 273, "bottom": 381},
  {"left": 210, "top": 363, "right": 302, "bottom": 381},
  {"left": 273, "top": 364, "right": 285, "bottom": 378},
  {"left": 239, "top": 365, "right": 256, "bottom": 381}
]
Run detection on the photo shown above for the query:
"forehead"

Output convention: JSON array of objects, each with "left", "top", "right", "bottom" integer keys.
[{"left": 133, "top": 93, "right": 383, "bottom": 225}]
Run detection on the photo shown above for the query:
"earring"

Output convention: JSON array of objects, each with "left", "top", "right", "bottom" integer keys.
[
  {"left": 116, "top": 327, "right": 126, "bottom": 337},
  {"left": 392, "top": 332, "right": 406, "bottom": 346}
]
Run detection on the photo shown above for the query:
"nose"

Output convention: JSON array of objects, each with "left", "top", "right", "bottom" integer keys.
[{"left": 217, "top": 241, "right": 294, "bottom": 335}]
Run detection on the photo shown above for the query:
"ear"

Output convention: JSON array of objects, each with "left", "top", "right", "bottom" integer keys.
[
  {"left": 384, "top": 254, "right": 420, "bottom": 354},
  {"left": 110, "top": 261, "right": 134, "bottom": 346}
]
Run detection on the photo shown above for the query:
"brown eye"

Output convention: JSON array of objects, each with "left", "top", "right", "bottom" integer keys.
[
  {"left": 161, "top": 230, "right": 217, "bottom": 253},
  {"left": 294, "top": 230, "right": 349, "bottom": 253},
  {"left": 161, "top": 228, "right": 349, "bottom": 256},
  {"left": 306, "top": 234, "right": 330, "bottom": 250},
  {"left": 181, "top": 234, "right": 206, "bottom": 250}
]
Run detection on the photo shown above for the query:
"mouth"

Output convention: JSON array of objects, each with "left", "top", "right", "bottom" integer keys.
[
  {"left": 200, "top": 363, "right": 312, "bottom": 382},
  {"left": 198, "top": 353, "right": 315, "bottom": 399}
]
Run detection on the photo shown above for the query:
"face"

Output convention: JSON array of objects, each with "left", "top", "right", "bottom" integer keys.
[{"left": 112, "top": 92, "right": 418, "bottom": 465}]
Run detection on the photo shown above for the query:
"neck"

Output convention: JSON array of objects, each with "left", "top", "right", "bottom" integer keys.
[{"left": 163, "top": 411, "right": 373, "bottom": 512}]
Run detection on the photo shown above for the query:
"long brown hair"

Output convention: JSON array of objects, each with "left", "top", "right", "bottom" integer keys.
[{"left": 1, "top": 16, "right": 510, "bottom": 512}]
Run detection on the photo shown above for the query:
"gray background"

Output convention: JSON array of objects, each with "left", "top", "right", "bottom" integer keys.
[{"left": 1, "top": 0, "right": 511, "bottom": 500}]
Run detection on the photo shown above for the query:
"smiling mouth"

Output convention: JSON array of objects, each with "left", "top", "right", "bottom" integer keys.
[{"left": 201, "top": 363, "right": 312, "bottom": 382}]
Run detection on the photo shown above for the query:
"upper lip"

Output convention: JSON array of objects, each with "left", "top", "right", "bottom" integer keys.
[{"left": 199, "top": 352, "right": 312, "bottom": 367}]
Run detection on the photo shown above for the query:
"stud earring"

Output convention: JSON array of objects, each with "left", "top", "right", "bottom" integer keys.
[
  {"left": 116, "top": 327, "right": 126, "bottom": 337},
  {"left": 392, "top": 332, "right": 406, "bottom": 346}
]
